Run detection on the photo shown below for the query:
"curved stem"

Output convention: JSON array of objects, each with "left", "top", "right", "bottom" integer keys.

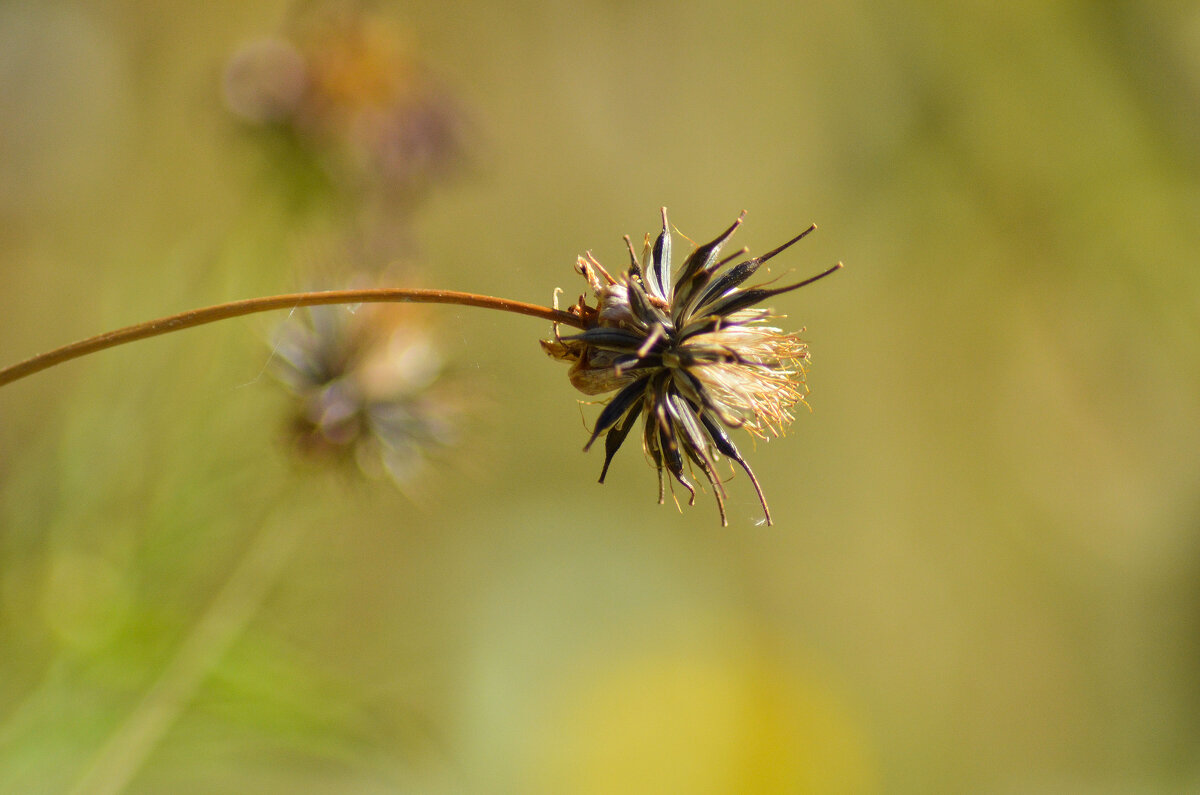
[{"left": 0, "top": 288, "right": 586, "bottom": 388}]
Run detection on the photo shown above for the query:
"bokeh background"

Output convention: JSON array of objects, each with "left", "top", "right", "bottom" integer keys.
[{"left": 2, "top": 0, "right": 1199, "bottom": 792}]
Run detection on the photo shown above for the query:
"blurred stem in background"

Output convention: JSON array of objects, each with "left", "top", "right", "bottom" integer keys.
[{"left": 66, "top": 512, "right": 309, "bottom": 795}]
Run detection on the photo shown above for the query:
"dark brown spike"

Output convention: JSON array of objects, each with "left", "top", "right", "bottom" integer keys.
[
  {"left": 706, "top": 262, "right": 842, "bottom": 318},
  {"left": 647, "top": 207, "right": 672, "bottom": 303},
  {"left": 755, "top": 224, "right": 817, "bottom": 266},
  {"left": 598, "top": 401, "right": 642, "bottom": 482},
  {"left": 695, "top": 225, "right": 818, "bottom": 311},
  {"left": 700, "top": 412, "right": 771, "bottom": 526},
  {"left": 672, "top": 212, "right": 746, "bottom": 325},
  {"left": 623, "top": 234, "right": 642, "bottom": 280},
  {"left": 674, "top": 212, "right": 745, "bottom": 289},
  {"left": 715, "top": 246, "right": 750, "bottom": 270},
  {"left": 583, "top": 377, "right": 649, "bottom": 451}
]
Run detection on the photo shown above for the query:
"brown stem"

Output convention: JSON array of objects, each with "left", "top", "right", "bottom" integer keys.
[{"left": 0, "top": 288, "right": 587, "bottom": 388}]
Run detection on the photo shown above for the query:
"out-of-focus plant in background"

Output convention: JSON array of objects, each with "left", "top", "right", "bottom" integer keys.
[{"left": 1, "top": 0, "right": 1199, "bottom": 792}]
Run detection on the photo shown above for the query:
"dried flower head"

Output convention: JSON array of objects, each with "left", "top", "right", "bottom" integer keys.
[
  {"left": 542, "top": 209, "right": 839, "bottom": 526},
  {"left": 271, "top": 298, "right": 465, "bottom": 492}
]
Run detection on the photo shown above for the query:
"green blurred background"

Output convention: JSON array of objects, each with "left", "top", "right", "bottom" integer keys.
[{"left": 2, "top": 0, "right": 1199, "bottom": 792}]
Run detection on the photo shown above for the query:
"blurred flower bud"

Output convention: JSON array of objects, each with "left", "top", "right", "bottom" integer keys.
[
  {"left": 224, "top": 5, "right": 468, "bottom": 200},
  {"left": 222, "top": 37, "right": 308, "bottom": 124}
]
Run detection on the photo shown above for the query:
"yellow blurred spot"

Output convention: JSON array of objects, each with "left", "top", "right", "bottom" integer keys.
[
  {"left": 535, "top": 653, "right": 875, "bottom": 794},
  {"left": 40, "top": 550, "right": 132, "bottom": 652}
]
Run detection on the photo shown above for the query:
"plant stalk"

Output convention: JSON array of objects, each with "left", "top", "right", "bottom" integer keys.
[{"left": 0, "top": 288, "right": 586, "bottom": 387}]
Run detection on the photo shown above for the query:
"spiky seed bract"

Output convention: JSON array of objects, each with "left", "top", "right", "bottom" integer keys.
[{"left": 542, "top": 209, "right": 840, "bottom": 526}]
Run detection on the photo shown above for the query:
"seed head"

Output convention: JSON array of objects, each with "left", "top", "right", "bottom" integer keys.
[
  {"left": 271, "top": 299, "right": 465, "bottom": 492},
  {"left": 542, "top": 209, "right": 840, "bottom": 526}
]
